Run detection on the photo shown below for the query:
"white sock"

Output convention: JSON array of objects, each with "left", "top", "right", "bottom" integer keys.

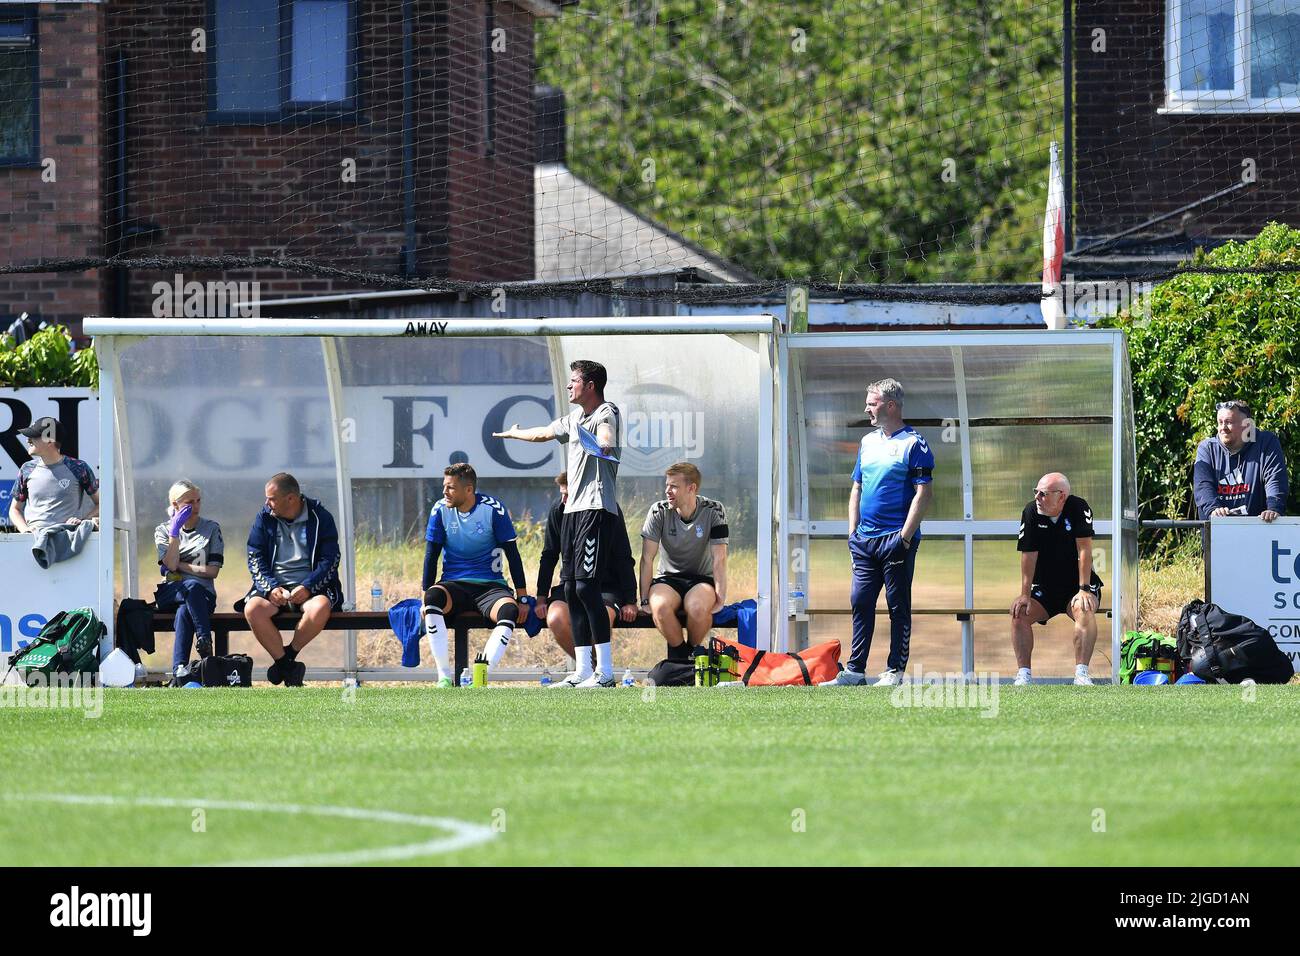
[
  {"left": 424, "top": 608, "right": 450, "bottom": 680},
  {"left": 572, "top": 646, "right": 594, "bottom": 679},
  {"left": 595, "top": 641, "right": 612, "bottom": 678},
  {"left": 484, "top": 623, "right": 513, "bottom": 669},
  {"left": 1075, "top": 663, "right": 1089, "bottom": 677},
  {"left": 1017, "top": 667, "right": 1032, "bottom": 681}
]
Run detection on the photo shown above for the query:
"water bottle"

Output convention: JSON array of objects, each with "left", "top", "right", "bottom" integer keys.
[
  {"left": 621, "top": 668, "right": 635, "bottom": 687},
  {"left": 459, "top": 667, "right": 471, "bottom": 687},
  {"left": 787, "top": 588, "right": 806, "bottom": 618},
  {"left": 370, "top": 581, "right": 383, "bottom": 612},
  {"left": 133, "top": 661, "right": 147, "bottom": 686},
  {"left": 694, "top": 645, "right": 715, "bottom": 687},
  {"left": 539, "top": 667, "right": 552, "bottom": 687}
]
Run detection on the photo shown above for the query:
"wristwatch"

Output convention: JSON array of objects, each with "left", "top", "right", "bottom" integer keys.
[{"left": 1078, "top": 583, "right": 1100, "bottom": 596}]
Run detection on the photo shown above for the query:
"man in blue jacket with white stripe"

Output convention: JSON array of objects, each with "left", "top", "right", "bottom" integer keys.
[
  {"left": 1193, "top": 399, "right": 1288, "bottom": 522},
  {"left": 243, "top": 472, "right": 344, "bottom": 686}
]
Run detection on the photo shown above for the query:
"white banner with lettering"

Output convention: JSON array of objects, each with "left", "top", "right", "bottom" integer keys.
[
  {"left": 0, "top": 532, "right": 101, "bottom": 662},
  {"left": 1209, "top": 515, "right": 1300, "bottom": 672},
  {"left": 118, "top": 384, "right": 709, "bottom": 481}
]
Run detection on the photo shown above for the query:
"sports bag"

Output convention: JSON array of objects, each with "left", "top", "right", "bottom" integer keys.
[
  {"left": 173, "top": 654, "right": 253, "bottom": 688},
  {"left": 721, "top": 637, "right": 842, "bottom": 686},
  {"left": 5, "top": 608, "right": 103, "bottom": 686},
  {"left": 1120, "top": 630, "right": 1182, "bottom": 684},
  {"left": 1176, "top": 600, "right": 1294, "bottom": 685},
  {"left": 646, "top": 659, "right": 695, "bottom": 687}
]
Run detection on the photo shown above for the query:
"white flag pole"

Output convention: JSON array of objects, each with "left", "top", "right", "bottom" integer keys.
[{"left": 1041, "top": 141, "right": 1066, "bottom": 329}]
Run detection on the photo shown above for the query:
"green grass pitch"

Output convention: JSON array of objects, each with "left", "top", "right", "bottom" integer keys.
[{"left": 2, "top": 685, "right": 1297, "bottom": 866}]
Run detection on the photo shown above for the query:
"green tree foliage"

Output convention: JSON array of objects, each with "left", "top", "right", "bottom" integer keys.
[
  {"left": 1108, "top": 222, "right": 1300, "bottom": 520},
  {"left": 0, "top": 326, "right": 99, "bottom": 389},
  {"left": 536, "top": 0, "right": 1060, "bottom": 283}
]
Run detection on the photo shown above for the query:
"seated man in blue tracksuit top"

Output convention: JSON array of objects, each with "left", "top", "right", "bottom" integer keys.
[
  {"left": 1193, "top": 399, "right": 1288, "bottom": 522},
  {"left": 243, "top": 472, "right": 344, "bottom": 687}
]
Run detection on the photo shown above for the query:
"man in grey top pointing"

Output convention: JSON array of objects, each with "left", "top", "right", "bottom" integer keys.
[{"left": 494, "top": 359, "right": 623, "bottom": 688}]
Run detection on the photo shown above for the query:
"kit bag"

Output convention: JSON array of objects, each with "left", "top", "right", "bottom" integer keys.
[
  {"left": 173, "top": 654, "right": 254, "bottom": 688},
  {"left": 1176, "top": 600, "right": 1294, "bottom": 685},
  {"left": 6, "top": 608, "right": 103, "bottom": 686}
]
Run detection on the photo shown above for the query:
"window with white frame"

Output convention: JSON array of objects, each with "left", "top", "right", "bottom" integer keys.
[
  {"left": 0, "top": 10, "right": 37, "bottom": 165},
  {"left": 1166, "top": 0, "right": 1300, "bottom": 110},
  {"left": 210, "top": 0, "right": 357, "bottom": 121}
]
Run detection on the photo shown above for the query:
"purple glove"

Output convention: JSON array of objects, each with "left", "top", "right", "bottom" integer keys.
[{"left": 167, "top": 503, "right": 193, "bottom": 537}]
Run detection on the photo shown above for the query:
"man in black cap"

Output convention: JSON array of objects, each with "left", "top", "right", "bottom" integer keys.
[{"left": 7, "top": 417, "right": 99, "bottom": 534}]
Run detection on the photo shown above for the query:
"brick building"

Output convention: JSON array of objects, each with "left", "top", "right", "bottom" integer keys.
[
  {"left": 1069, "top": 0, "right": 1300, "bottom": 277},
  {"left": 0, "top": 0, "right": 573, "bottom": 336}
]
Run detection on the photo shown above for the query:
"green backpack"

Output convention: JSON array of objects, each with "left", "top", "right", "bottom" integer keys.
[
  {"left": 6, "top": 608, "right": 104, "bottom": 687},
  {"left": 1120, "top": 630, "right": 1181, "bottom": 684}
]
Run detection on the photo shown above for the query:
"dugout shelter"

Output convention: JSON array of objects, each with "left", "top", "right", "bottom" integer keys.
[
  {"left": 83, "top": 316, "right": 779, "bottom": 679},
  {"left": 778, "top": 329, "right": 1138, "bottom": 680}
]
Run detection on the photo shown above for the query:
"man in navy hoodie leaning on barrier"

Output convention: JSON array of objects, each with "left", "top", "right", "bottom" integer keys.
[
  {"left": 242, "top": 472, "right": 344, "bottom": 686},
  {"left": 1193, "top": 399, "right": 1289, "bottom": 523}
]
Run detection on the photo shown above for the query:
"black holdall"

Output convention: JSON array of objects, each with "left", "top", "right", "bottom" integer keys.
[
  {"left": 1176, "top": 600, "right": 1295, "bottom": 685},
  {"left": 173, "top": 654, "right": 254, "bottom": 688},
  {"left": 646, "top": 640, "right": 695, "bottom": 687}
]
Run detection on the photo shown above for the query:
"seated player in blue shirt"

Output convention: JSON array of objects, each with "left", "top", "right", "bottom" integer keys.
[{"left": 421, "top": 462, "right": 529, "bottom": 687}]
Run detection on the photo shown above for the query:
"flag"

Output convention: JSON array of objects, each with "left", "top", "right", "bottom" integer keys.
[{"left": 1041, "top": 141, "right": 1066, "bottom": 330}]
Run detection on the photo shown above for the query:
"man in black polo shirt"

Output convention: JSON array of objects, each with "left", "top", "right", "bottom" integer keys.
[{"left": 1010, "top": 472, "right": 1103, "bottom": 686}]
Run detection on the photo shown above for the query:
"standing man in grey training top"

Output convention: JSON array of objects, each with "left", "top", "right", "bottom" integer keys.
[{"left": 494, "top": 359, "right": 623, "bottom": 688}]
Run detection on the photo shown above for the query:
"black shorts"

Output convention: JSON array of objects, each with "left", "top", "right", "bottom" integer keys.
[
  {"left": 560, "top": 508, "right": 622, "bottom": 583},
  {"left": 548, "top": 584, "right": 621, "bottom": 610},
  {"left": 431, "top": 580, "right": 515, "bottom": 619},
  {"left": 1030, "top": 580, "right": 1102, "bottom": 623},
  {"left": 652, "top": 573, "right": 716, "bottom": 602},
  {"left": 243, "top": 581, "right": 344, "bottom": 612}
]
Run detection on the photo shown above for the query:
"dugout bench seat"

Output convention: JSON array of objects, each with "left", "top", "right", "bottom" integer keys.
[
  {"left": 806, "top": 607, "right": 1112, "bottom": 619},
  {"left": 149, "top": 608, "right": 737, "bottom": 683}
]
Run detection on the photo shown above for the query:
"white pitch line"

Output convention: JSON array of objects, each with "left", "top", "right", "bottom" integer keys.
[{"left": 1, "top": 793, "right": 496, "bottom": 866}]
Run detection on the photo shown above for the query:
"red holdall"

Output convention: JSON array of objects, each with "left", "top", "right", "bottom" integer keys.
[{"left": 713, "top": 637, "right": 842, "bottom": 686}]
